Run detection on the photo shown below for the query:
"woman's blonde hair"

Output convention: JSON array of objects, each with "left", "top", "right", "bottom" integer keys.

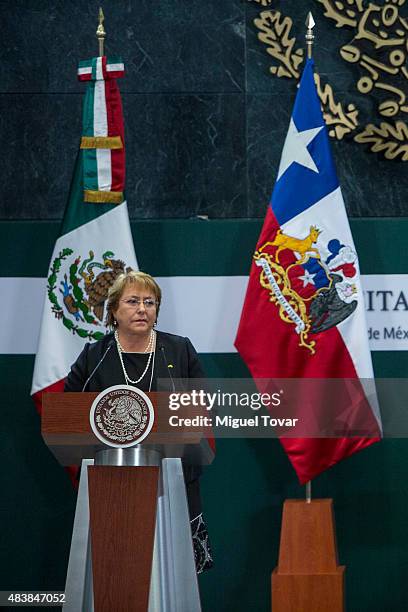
[{"left": 105, "top": 271, "right": 162, "bottom": 328}]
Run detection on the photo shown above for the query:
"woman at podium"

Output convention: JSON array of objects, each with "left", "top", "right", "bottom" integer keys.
[{"left": 64, "top": 270, "right": 213, "bottom": 574}]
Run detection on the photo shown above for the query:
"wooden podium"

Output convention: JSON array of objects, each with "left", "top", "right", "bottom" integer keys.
[
  {"left": 272, "top": 499, "right": 345, "bottom": 612},
  {"left": 42, "top": 393, "right": 214, "bottom": 612}
]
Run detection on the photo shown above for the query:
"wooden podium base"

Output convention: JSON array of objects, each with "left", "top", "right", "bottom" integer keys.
[
  {"left": 88, "top": 466, "right": 159, "bottom": 612},
  {"left": 272, "top": 499, "right": 345, "bottom": 612}
]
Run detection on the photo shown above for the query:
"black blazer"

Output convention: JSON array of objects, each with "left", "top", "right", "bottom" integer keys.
[{"left": 64, "top": 330, "right": 205, "bottom": 392}]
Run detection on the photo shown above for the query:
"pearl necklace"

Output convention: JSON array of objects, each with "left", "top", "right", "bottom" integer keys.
[{"left": 114, "top": 329, "right": 156, "bottom": 386}]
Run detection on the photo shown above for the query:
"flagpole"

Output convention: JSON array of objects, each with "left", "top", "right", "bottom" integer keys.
[
  {"left": 96, "top": 7, "right": 106, "bottom": 56},
  {"left": 304, "top": 12, "right": 315, "bottom": 505},
  {"left": 305, "top": 12, "right": 315, "bottom": 60}
]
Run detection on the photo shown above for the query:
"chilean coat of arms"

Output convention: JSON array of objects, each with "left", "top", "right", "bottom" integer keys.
[{"left": 254, "top": 225, "right": 359, "bottom": 354}]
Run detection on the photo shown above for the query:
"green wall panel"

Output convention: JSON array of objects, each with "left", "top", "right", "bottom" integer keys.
[
  {"left": 2, "top": 217, "right": 408, "bottom": 277},
  {"left": 0, "top": 356, "right": 76, "bottom": 593}
]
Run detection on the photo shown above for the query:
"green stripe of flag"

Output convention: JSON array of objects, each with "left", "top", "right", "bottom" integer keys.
[
  {"left": 82, "top": 79, "right": 95, "bottom": 136},
  {"left": 59, "top": 152, "right": 113, "bottom": 234},
  {"left": 81, "top": 80, "right": 99, "bottom": 193},
  {"left": 91, "top": 57, "right": 98, "bottom": 81},
  {"left": 78, "top": 60, "right": 93, "bottom": 70},
  {"left": 107, "top": 56, "right": 122, "bottom": 65}
]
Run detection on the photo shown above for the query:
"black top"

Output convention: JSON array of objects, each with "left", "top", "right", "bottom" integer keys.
[
  {"left": 107, "top": 352, "right": 153, "bottom": 392},
  {"left": 64, "top": 330, "right": 205, "bottom": 392}
]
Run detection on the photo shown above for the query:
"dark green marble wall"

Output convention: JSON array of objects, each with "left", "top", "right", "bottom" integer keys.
[{"left": 1, "top": 0, "right": 406, "bottom": 220}]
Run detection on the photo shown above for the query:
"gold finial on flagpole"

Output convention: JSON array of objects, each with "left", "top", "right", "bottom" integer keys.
[
  {"left": 305, "top": 12, "right": 315, "bottom": 60},
  {"left": 96, "top": 7, "right": 106, "bottom": 57}
]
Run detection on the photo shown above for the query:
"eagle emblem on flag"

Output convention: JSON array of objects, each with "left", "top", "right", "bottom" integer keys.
[
  {"left": 47, "top": 248, "right": 132, "bottom": 341},
  {"left": 254, "top": 225, "right": 358, "bottom": 354}
]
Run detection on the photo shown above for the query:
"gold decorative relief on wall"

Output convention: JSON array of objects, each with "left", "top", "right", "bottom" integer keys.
[
  {"left": 319, "top": 0, "right": 407, "bottom": 158},
  {"left": 317, "top": 0, "right": 364, "bottom": 28},
  {"left": 249, "top": 0, "right": 408, "bottom": 160},
  {"left": 355, "top": 121, "right": 408, "bottom": 159},
  {"left": 253, "top": 10, "right": 304, "bottom": 78},
  {"left": 250, "top": 0, "right": 274, "bottom": 6},
  {"left": 314, "top": 74, "right": 359, "bottom": 139}
]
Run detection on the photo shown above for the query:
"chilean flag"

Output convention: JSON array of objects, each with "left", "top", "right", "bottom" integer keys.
[{"left": 235, "top": 59, "right": 381, "bottom": 484}]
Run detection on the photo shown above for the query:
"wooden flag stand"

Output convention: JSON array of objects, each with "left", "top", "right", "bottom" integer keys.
[{"left": 272, "top": 499, "right": 345, "bottom": 612}]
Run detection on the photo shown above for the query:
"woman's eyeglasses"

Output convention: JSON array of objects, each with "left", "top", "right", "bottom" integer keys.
[{"left": 121, "top": 298, "right": 157, "bottom": 309}]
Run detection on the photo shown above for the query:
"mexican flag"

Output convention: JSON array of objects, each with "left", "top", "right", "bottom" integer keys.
[{"left": 31, "top": 56, "right": 138, "bottom": 409}]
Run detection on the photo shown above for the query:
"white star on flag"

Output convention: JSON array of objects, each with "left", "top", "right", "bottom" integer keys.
[
  {"left": 277, "top": 119, "right": 323, "bottom": 180},
  {"left": 298, "top": 269, "right": 316, "bottom": 287}
]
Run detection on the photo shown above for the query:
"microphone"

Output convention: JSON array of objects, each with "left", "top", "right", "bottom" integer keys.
[
  {"left": 159, "top": 344, "right": 176, "bottom": 392},
  {"left": 81, "top": 340, "right": 114, "bottom": 392}
]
